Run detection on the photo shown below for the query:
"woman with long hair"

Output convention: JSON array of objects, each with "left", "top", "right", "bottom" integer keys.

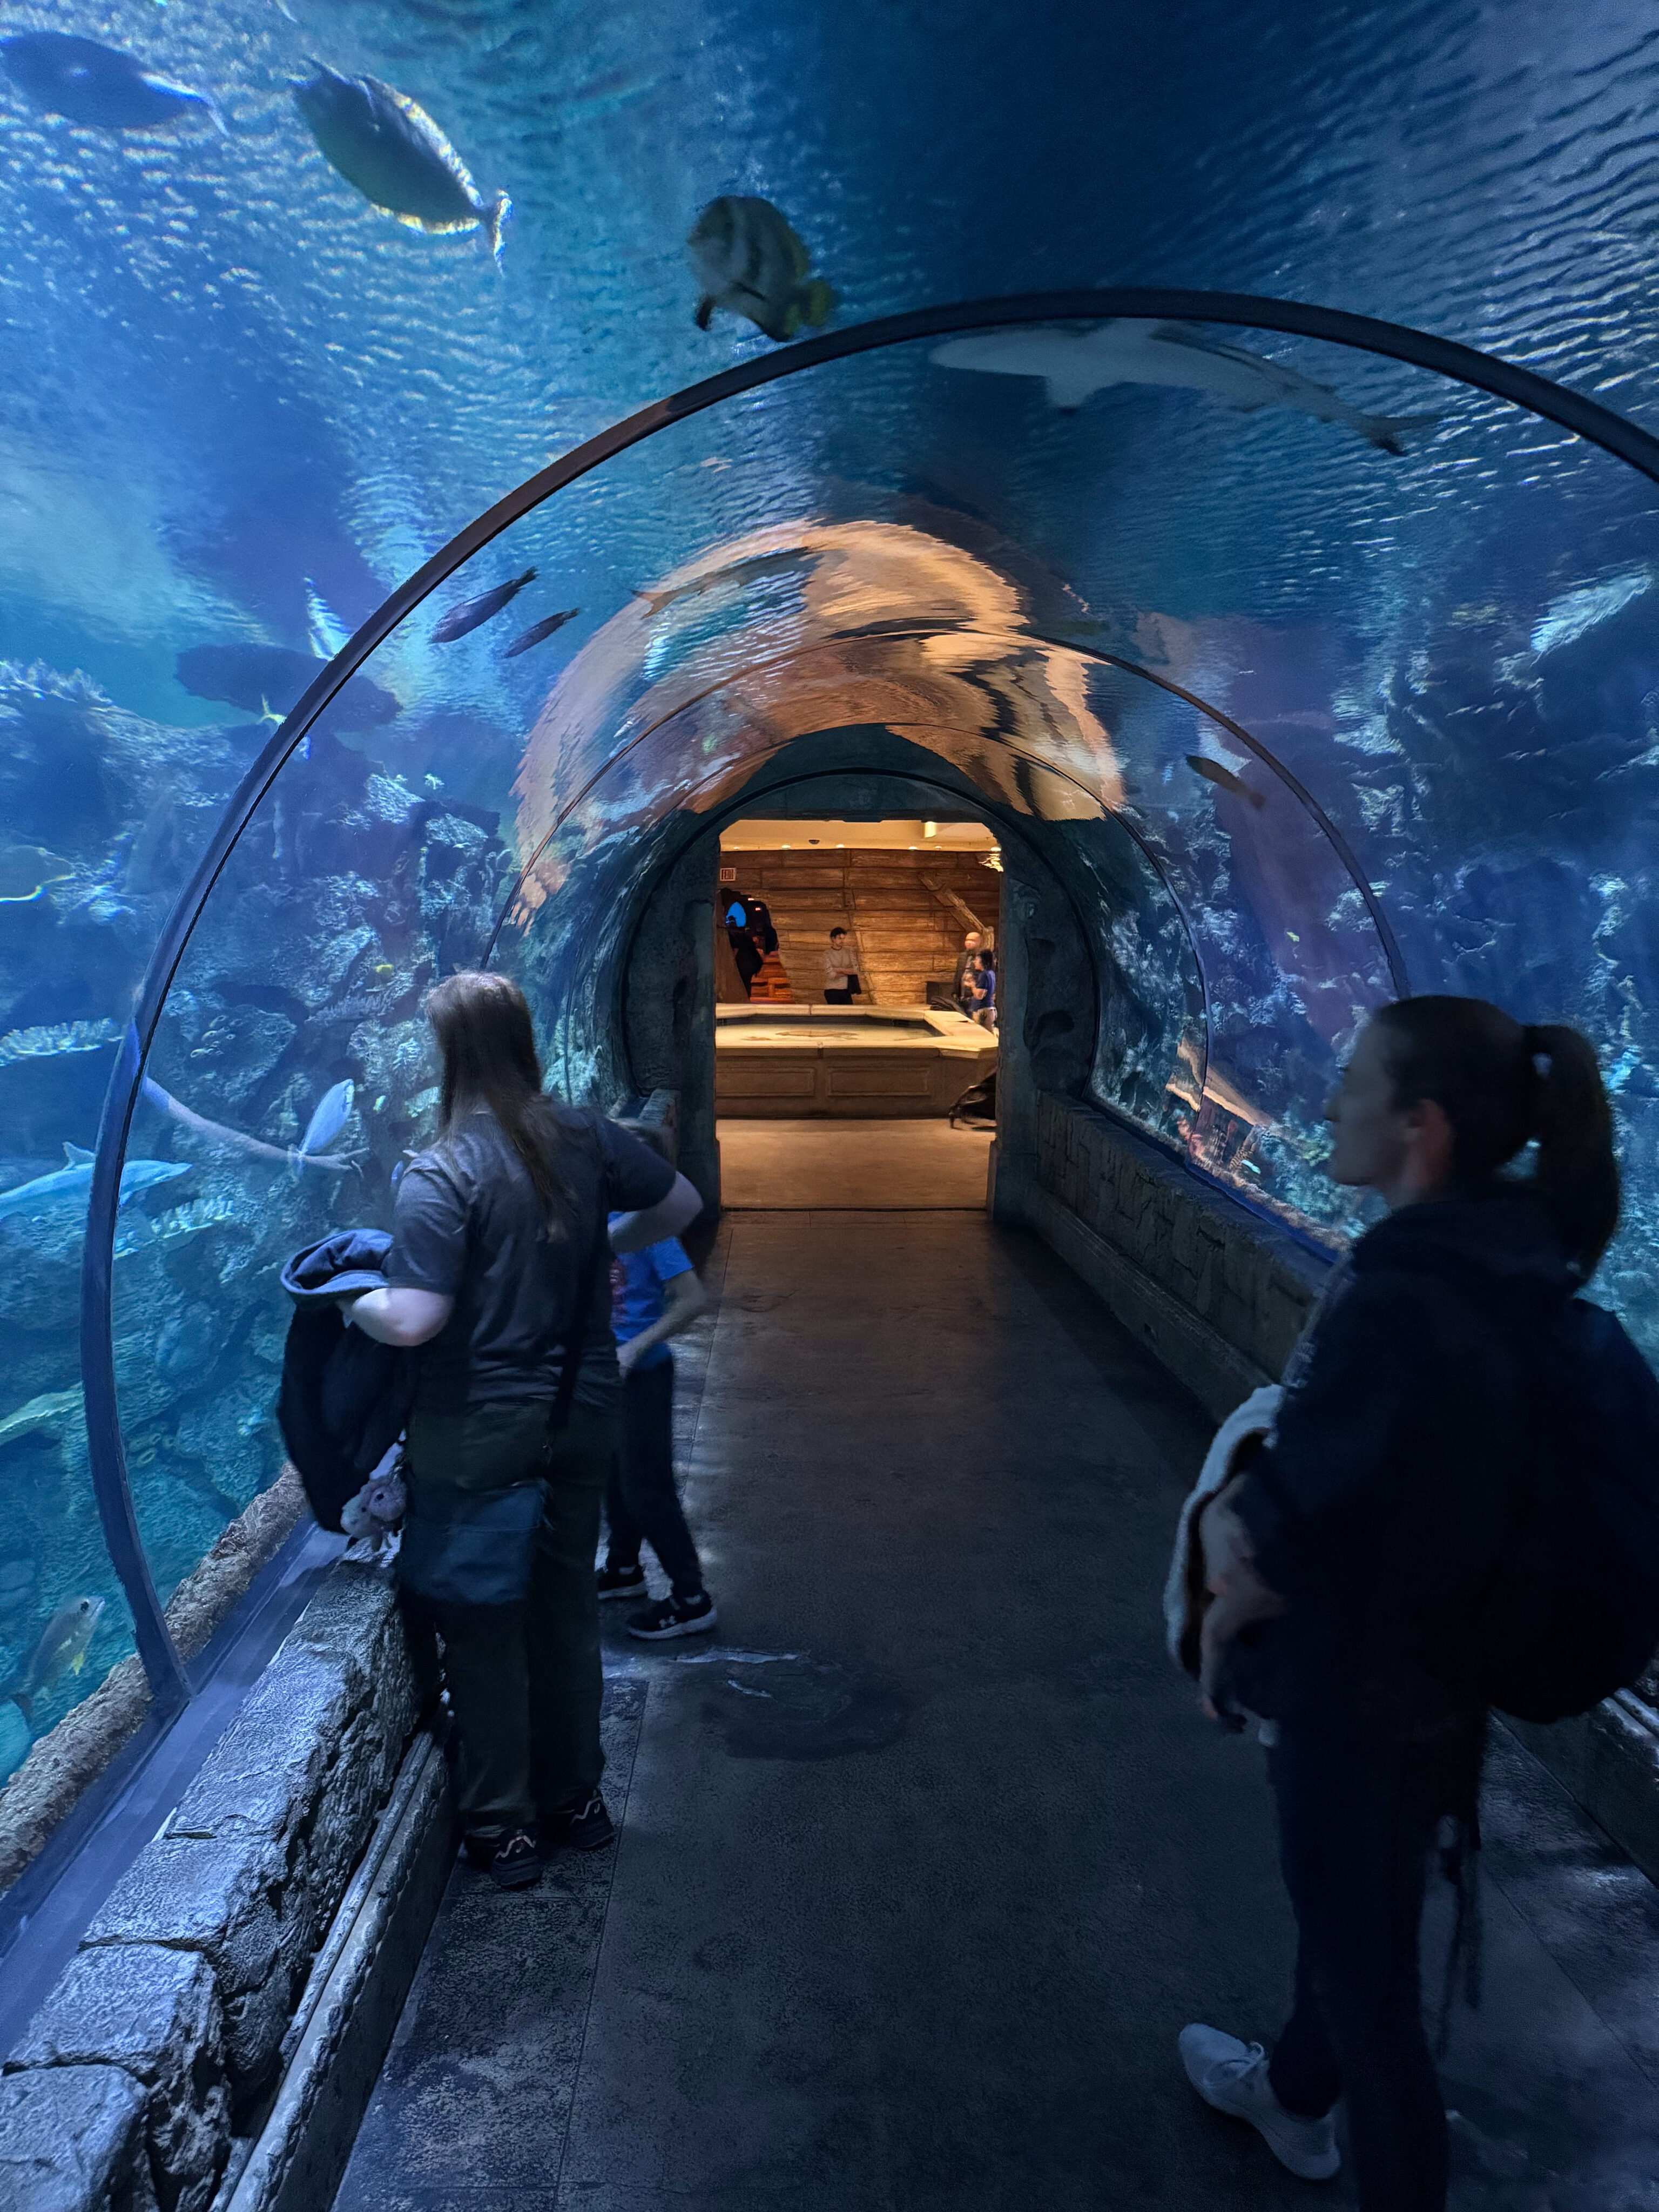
[
  {"left": 342, "top": 972, "right": 700, "bottom": 1888},
  {"left": 1178, "top": 996, "right": 1621, "bottom": 2210}
]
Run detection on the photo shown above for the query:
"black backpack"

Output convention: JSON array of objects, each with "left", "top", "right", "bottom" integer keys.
[{"left": 1474, "top": 1296, "right": 1659, "bottom": 1723}]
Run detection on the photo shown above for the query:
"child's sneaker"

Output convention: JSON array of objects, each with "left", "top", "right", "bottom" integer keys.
[
  {"left": 596, "top": 1562, "right": 647, "bottom": 1601},
  {"left": 627, "top": 1590, "right": 718, "bottom": 1641}
]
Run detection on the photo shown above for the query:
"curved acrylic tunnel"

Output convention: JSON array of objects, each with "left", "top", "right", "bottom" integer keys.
[{"left": 0, "top": 292, "right": 1653, "bottom": 1717}]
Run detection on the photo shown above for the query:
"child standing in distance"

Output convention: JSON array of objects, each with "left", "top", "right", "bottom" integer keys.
[{"left": 597, "top": 1123, "right": 718, "bottom": 1640}]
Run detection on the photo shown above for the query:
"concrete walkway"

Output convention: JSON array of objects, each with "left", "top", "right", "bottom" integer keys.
[
  {"left": 717, "top": 1117, "right": 993, "bottom": 1210},
  {"left": 334, "top": 1190, "right": 1659, "bottom": 2210}
]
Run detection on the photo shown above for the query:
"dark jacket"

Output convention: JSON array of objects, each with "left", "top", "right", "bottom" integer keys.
[
  {"left": 1231, "top": 1189, "right": 1575, "bottom": 1777},
  {"left": 278, "top": 1229, "right": 419, "bottom": 1533}
]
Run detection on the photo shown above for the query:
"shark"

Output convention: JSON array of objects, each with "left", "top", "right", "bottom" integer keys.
[
  {"left": 930, "top": 321, "right": 1442, "bottom": 452},
  {"left": 0, "top": 1145, "right": 192, "bottom": 1222}
]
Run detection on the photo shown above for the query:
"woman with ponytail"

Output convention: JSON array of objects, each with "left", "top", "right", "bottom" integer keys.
[
  {"left": 342, "top": 972, "right": 702, "bottom": 1889},
  {"left": 1177, "top": 996, "right": 1625, "bottom": 2210}
]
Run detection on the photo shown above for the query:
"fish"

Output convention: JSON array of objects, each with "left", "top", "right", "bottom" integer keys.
[
  {"left": 304, "top": 579, "right": 350, "bottom": 660},
  {"left": 632, "top": 550, "right": 812, "bottom": 620},
  {"left": 503, "top": 609, "right": 580, "bottom": 658},
  {"left": 930, "top": 321, "right": 1442, "bottom": 452},
  {"left": 292, "top": 63, "right": 511, "bottom": 262},
  {"left": 0, "top": 1390, "right": 83, "bottom": 1451},
  {"left": 176, "top": 644, "right": 400, "bottom": 730},
  {"left": 291, "top": 1080, "right": 354, "bottom": 1179},
  {"left": 687, "top": 196, "right": 836, "bottom": 344},
  {"left": 140, "top": 1074, "right": 362, "bottom": 1175},
  {"left": 0, "top": 846, "right": 74, "bottom": 905},
  {"left": 3, "top": 1596, "right": 106, "bottom": 1722},
  {"left": 0, "top": 1145, "right": 191, "bottom": 1222},
  {"left": 432, "top": 569, "right": 537, "bottom": 644},
  {"left": 1185, "top": 754, "right": 1266, "bottom": 810},
  {"left": 2, "top": 32, "right": 226, "bottom": 133}
]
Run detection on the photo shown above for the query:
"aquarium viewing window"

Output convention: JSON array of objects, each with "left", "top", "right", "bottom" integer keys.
[{"left": 1, "top": 272, "right": 1656, "bottom": 1797}]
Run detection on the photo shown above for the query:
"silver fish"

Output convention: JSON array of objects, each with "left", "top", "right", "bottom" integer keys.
[
  {"left": 504, "top": 608, "right": 580, "bottom": 658},
  {"left": 432, "top": 569, "right": 536, "bottom": 644},
  {"left": 4, "top": 1595, "right": 106, "bottom": 1722},
  {"left": 0, "top": 1145, "right": 190, "bottom": 1222},
  {"left": 291, "top": 1080, "right": 354, "bottom": 1178},
  {"left": 140, "top": 1075, "right": 360, "bottom": 1176},
  {"left": 687, "top": 197, "right": 835, "bottom": 344},
  {"left": 931, "top": 320, "right": 1442, "bottom": 451},
  {"left": 292, "top": 63, "right": 510, "bottom": 261}
]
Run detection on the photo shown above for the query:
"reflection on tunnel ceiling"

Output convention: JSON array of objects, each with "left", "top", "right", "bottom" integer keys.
[{"left": 13, "top": 0, "right": 1659, "bottom": 1723}]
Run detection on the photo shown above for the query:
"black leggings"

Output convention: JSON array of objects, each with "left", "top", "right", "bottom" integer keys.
[
  {"left": 1267, "top": 1727, "right": 1445, "bottom": 2212},
  {"left": 604, "top": 1357, "right": 704, "bottom": 1597}
]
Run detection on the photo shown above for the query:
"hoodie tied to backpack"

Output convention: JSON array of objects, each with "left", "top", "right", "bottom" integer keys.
[
  {"left": 1214, "top": 1188, "right": 1581, "bottom": 1813},
  {"left": 279, "top": 1229, "right": 419, "bottom": 1535}
]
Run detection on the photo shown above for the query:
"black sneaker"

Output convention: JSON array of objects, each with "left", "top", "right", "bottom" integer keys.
[
  {"left": 488, "top": 1830, "right": 542, "bottom": 1890},
  {"left": 462, "top": 1830, "right": 501, "bottom": 1870},
  {"left": 542, "top": 1790, "right": 616, "bottom": 1852},
  {"left": 628, "top": 1591, "right": 718, "bottom": 1641},
  {"left": 596, "top": 1562, "right": 647, "bottom": 1602}
]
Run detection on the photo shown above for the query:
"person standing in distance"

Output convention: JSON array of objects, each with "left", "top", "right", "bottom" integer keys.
[
  {"left": 823, "top": 926, "right": 860, "bottom": 1003},
  {"left": 952, "top": 929, "right": 983, "bottom": 1004},
  {"left": 341, "top": 972, "right": 702, "bottom": 1890},
  {"left": 597, "top": 1122, "right": 717, "bottom": 1639}
]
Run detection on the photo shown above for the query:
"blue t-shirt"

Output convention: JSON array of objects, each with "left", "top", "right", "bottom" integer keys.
[{"left": 608, "top": 1225, "right": 694, "bottom": 1371}]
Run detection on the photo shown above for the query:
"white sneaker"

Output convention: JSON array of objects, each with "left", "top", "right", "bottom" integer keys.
[{"left": 1178, "top": 2025, "right": 1340, "bottom": 2181}]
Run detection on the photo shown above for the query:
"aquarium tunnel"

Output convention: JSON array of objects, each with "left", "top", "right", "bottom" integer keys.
[
  {"left": 21, "top": 286, "right": 1659, "bottom": 1755},
  {"left": 6, "top": 2, "right": 1659, "bottom": 2200}
]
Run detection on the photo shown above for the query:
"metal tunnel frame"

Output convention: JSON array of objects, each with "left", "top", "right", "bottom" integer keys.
[{"left": 82, "top": 288, "right": 1659, "bottom": 1710}]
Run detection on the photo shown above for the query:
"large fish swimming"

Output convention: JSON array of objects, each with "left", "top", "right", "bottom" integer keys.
[
  {"left": 291, "top": 1080, "right": 354, "bottom": 1179},
  {"left": 2, "top": 32, "right": 226, "bottom": 133},
  {"left": 687, "top": 197, "right": 835, "bottom": 344},
  {"left": 140, "top": 1075, "right": 361, "bottom": 1176},
  {"left": 930, "top": 321, "right": 1442, "bottom": 452},
  {"left": 3, "top": 1596, "right": 105, "bottom": 1723},
  {"left": 176, "top": 644, "right": 400, "bottom": 730},
  {"left": 432, "top": 569, "right": 537, "bottom": 643},
  {"left": 0, "top": 1144, "right": 191, "bottom": 1222},
  {"left": 292, "top": 63, "right": 511, "bottom": 262},
  {"left": 504, "top": 609, "right": 580, "bottom": 658}
]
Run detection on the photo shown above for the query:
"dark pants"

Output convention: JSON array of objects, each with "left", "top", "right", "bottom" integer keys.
[
  {"left": 604, "top": 1357, "right": 704, "bottom": 1598},
  {"left": 401, "top": 1399, "right": 616, "bottom": 1841},
  {"left": 1267, "top": 1727, "right": 1446, "bottom": 2212}
]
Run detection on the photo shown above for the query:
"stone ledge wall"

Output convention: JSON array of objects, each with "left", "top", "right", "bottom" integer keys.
[
  {"left": 1507, "top": 1686, "right": 1659, "bottom": 1888},
  {"left": 0, "top": 1471, "right": 309, "bottom": 1897},
  {"left": 1030, "top": 1091, "right": 1331, "bottom": 1417},
  {"left": 2, "top": 1558, "right": 420, "bottom": 2212}
]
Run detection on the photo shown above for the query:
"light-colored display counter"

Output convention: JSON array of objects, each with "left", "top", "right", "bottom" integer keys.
[{"left": 714, "top": 1004, "right": 997, "bottom": 1118}]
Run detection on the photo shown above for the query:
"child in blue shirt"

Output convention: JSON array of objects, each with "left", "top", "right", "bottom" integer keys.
[{"left": 598, "top": 1128, "right": 715, "bottom": 1638}]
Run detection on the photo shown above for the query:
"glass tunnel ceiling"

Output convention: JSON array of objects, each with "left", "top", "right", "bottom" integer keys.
[{"left": 6, "top": 0, "right": 1659, "bottom": 1741}]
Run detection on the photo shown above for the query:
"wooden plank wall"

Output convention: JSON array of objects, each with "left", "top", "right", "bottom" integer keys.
[{"left": 724, "top": 848, "right": 1001, "bottom": 1003}]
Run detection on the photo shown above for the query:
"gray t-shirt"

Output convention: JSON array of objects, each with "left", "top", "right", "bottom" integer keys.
[{"left": 388, "top": 1104, "right": 675, "bottom": 1415}]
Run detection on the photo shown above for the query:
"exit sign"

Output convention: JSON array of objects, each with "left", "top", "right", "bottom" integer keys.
[{"left": 718, "top": 866, "right": 737, "bottom": 882}]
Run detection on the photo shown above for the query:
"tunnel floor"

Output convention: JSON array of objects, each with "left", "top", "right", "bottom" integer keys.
[{"left": 332, "top": 1155, "right": 1659, "bottom": 2210}]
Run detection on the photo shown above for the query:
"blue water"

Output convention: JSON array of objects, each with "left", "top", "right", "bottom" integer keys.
[{"left": 5, "top": 0, "right": 1659, "bottom": 1752}]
